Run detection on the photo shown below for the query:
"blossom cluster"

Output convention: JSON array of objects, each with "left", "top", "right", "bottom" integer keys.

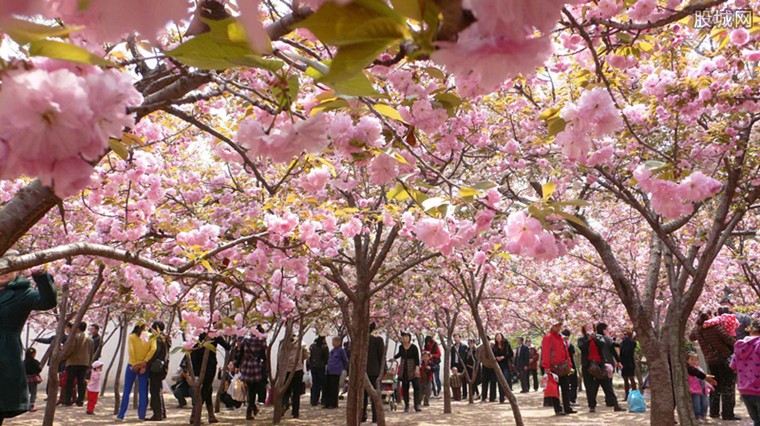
[
  {"left": 236, "top": 114, "right": 330, "bottom": 163},
  {"left": 0, "top": 65, "right": 142, "bottom": 197},
  {"left": 554, "top": 87, "right": 623, "bottom": 164},
  {"left": 432, "top": 0, "right": 570, "bottom": 94},
  {"left": 504, "top": 211, "right": 568, "bottom": 261},
  {"left": 634, "top": 167, "right": 723, "bottom": 219}
]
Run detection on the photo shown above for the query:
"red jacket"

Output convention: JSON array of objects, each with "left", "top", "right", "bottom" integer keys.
[
  {"left": 424, "top": 342, "right": 442, "bottom": 364},
  {"left": 541, "top": 331, "right": 569, "bottom": 371}
]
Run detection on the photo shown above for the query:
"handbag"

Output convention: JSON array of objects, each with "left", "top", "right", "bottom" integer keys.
[
  {"left": 550, "top": 341, "right": 571, "bottom": 377},
  {"left": 230, "top": 377, "right": 247, "bottom": 402},
  {"left": 150, "top": 358, "right": 165, "bottom": 374},
  {"left": 587, "top": 361, "right": 607, "bottom": 379}
]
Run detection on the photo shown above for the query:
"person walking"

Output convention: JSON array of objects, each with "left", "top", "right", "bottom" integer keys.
[
  {"left": 620, "top": 329, "right": 638, "bottom": 401},
  {"left": 423, "top": 336, "right": 442, "bottom": 397},
  {"left": 478, "top": 336, "right": 498, "bottom": 402},
  {"left": 24, "top": 348, "right": 42, "bottom": 413},
  {"left": 493, "top": 333, "right": 513, "bottom": 401},
  {"left": 190, "top": 333, "right": 230, "bottom": 424},
  {"left": 324, "top": 337, "right": 348, "bottom": 409},
  {"left": 281, "top": 335, "right": 308, "bottom": 418},
  {"left": 86, "top": 360, "right": 104, "bottom": 415},
  {"left": 394, "top": 332, "right": 422, "bottom": 412},
  {"left": 237, "top": 327, "right": 268, "bottom": 420},
  {"left": 515, "top": 337, "right": 531, "bottom": 393},
  {"left": 451, "top": 334, "right": 468, "bottom": 399},
  {"left": 307, "top": 336, "right": 329, "bottom": 407},
  {"left": 527, "top": 338, "right": 540, "bottom": 391},
  {"left": 541, "top": 319, "right": 576, "bottom": 416},
  {"left": 117, "top": 323, "right": 155, "bottom": 421},
  {"left": 363, "top": 322, "right": 384, "bottom": 423},
  {"left": 690, "top": 310, "right": 738, "bottom": 420},
  {"left": 561, "top": 330, "right": 579, "bottom": 405},
  {"left": 146, "top": 321, "right": 169, "bottom": 421},
  {"left": 61, "top": 321, "right": 93, "bottom": 406},
  {"left": 731, "top": 317, "right": 760, "bottom": 425}
]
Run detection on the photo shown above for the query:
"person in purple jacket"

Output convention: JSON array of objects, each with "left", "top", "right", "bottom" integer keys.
[
  {"left": 731, "top": 318, "right": 760, "bottom": 426},
  {"left": 323, "top": 337, "right": 348, "bottom": 409}
]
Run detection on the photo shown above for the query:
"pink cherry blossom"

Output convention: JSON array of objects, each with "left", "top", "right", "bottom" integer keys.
[
  {"left": 340, "top": 217, "right": 363, "bottom": 239},
  {"left": 677, "top": 171, "right": 723, "bottom": 202},
  {"left": 301, "top": 166, "right": 331, "bottom": 193},
  {"left": 730, "top": 28, "right": 750, "bottom": 46},
  {"left": 367, "top": 154, "right": 398, "bottom": 186},
  {"left": 415, "top": 217, "right": 451, "bottom": 251},
  {"left": 236, "top": 114, "right": 329, "bottom": 163}
]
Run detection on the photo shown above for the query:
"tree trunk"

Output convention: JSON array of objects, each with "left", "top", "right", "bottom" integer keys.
[
  {"left": 113, "top": 314, "right": 128, "bottom": 414},
  {"left": 346, "top": 289, "right": 370, "bottom": 426},
  {"left": 668, "top": 312, "right": 698, "bottom": 426},
  {"left": 101, "top": 318, "right": 124, "bottom": 395},
  {"left": 441, "top": 340, "right": 452, "bottom": 414},
  {"left": 364, "top": 373, "right": 386, "bottom": 426},
  {"left": 471, "top": 305, "right": 523, "bottom": 426},
  {"left": 636, "top": 333, "right": 676, "bottom": 425}
]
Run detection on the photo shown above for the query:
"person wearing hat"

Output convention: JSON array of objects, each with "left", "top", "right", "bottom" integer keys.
[
  {"left": 394, "top": 331, "right": 422, "bottom": 412},
  {"left": 86, "top": 360, "right": 104, "bottom": 415},
  {"left": 541, "top": 319, "right": 576, "bottom": 416}
]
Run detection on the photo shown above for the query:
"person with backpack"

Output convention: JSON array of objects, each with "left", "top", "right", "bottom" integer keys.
[{"left": 307, "top": 336, "right": 329, "bottom": 407}]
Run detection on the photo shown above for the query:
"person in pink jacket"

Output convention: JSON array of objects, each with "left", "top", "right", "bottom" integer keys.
[
  {"left": 731, "top": 318, "right": 760, "bottom": 426},
  {"left": 687, "top": 352, "right": 715, "bottom": 420}
]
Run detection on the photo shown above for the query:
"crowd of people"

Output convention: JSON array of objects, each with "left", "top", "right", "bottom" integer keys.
[{"left": 5, "top": 267, "right": 760, "bottom": 426}]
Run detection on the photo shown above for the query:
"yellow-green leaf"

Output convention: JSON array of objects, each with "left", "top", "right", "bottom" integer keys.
[
  {"left": 547, "top": 117, "right": 567, "bottom": 137},
  {"left": 459, "top": 187, "right": 480, "bottom": 198},
  {"left": 556, "top": 211, "right": 587, "bottom": 227},
  {"left": 374, "top": 103, "right": 407, "bottom": 122},
  {"left": 109, "top": 139, "right": 129, "bottom": 160},
  {"left": 29, "top": 40, "right": 112, "bottom": 66},
  {"left": 3, "top": 19, "right": 83, "bottom": 45},
  {"left": 390, "top": 0, "right": 423, "bottom": 20},
  {"left": 542, "top": 182, "right": 556, "bottom": 201},
  {"left": 167, "top": 33, "right": 283, "bottom": 71}
]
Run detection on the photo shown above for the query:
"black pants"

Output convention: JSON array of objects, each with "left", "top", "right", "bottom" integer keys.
[
  {"left": 582, "top": 369, "right": 617, "bottom": 408},
  {"left": 623, "top": 375, "right": 637, "bottom": 400},
  {"left": 148, "top": 373, "right": 166, "bottom": 419},
  {"left": 323, "top": 373, "right": 340, "bottom": 408},
  {"left": 529, "top": 369, "right": 539, "bottom": 390},
  {"left": 284, "top": 370, "right": 304, "bottom": 416},
  {"left": 568, "top": 372, "right": 578, "bottom": 403},
  {"left": 551, "top": 375, "right": 573, "bottom": 413},
  {"left": 708, "top": 362, "right": 736, "bottom": 418},
  {"left": 246, "top": 380, "right": 267, "bottom": 407},
  {"left": 64, "top": 365, "right": 87, "bottom": 405},
  {"left": 519, "top": 368, "right": 530, "bottom": 392},
  {"left": 220, "top": 392, "right": 242, "bottom": 409},
  {"left": 198, "top": 373, "right": 214, "bottom": 414},
  {"left": 311, "top": 368, "right": 326, "bottom": 406},
  {"left": 401, "top": 378, "right": 420, "bottom": 408},
  {"left": 173, "top": 381, "right": 193, "bottom": 407},
  {"left": 363, "top": 375, "right": 379, "bottom": 422},
  {"left": 481, "top": 367, "right": 496, "bottom": 401}
]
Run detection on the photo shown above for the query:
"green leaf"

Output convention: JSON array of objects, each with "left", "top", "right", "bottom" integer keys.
[
  {"left": 167, "top": 33, "right": 283, "bottom": 71},
  {"left": 542, "top": 182, "right": 556, "bottom": 201},
  {"left": 547, "top": 117, "right": 567, "bottom": 137},
  {"left": 551, "top": 199, "right": 591, "bottom": 207},
  {"left": 472, "top": 181, "right": 498, "bottom": 191},
  {"left": 329, "top": 71, "right": 380, "bottom": 97},
  {"left": 298, "top": 0, "right": 406, "bottom": 46},
  {"left": 390, "top": 0, "right": 423, "bottom": 20},
  {"left": 387, "top": 183, "right": 410, "bottom": 201},
  {"left": 29, "top": 40, "right": 112, "bottom": 66},
  {"left": 325, "top": 40, "right": 389, "bottom": 82},
  {"left": 555, "top": 211, "right": 588, "bottom": 227},
  {"left": 4, "top": 19, "right": 83, "bottom": 45},
  {"left": 423, "top": 66, "right": 447, "bottom": 80},
  {"left": 310, "top": 98, "right": 350, "bottom": 115},
  {"left": 202, "top": 341, "right": 218, "bottom": 352},
  {"left": 459, "top": 187, "right": 481, "bottom": 198},
  {"left": 109, "top": 139, "right": 129, "bottom": 160},
  {"left": 373, "top": 103, "right": 406, "bottom": 122}
]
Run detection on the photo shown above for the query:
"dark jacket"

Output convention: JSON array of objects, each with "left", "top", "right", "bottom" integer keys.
[
  {"left": 689, "top": 321, "right": 735, "bottom": 365},
  {"left": 451, "top": 342, "right": 467, "bottom": 370},
  {"left": 577, "top": 334, "right": 605, "bottom": 369},
  {"left": 620, "top": 337, "right": 637, "bottom": 375},
  {"left": 0, "top": 273, "right": 57, "bottom": 418},
  {"left": 394, "top": 344, "right": 420, "bottom": 381},
  {"left": 308, "top": 341, "right": 329, "bottom": 371},
  {"left": 148, "top": 335, "right": 169, "bottom": 379},
  {"left": 238, "top": 335, "right": 267, "bottom": 383},
  {"left": 191, "top": 336, "right": 231, "bottom": 380},
  {"left": 597, "top": 335, "right": 619, "bottom": 365},
  {"left": 492, "top": 342, "right": 513, "bottom": 370},
  {"left": 514, "top": 344, "right": 531, "bottom": 370},
  {"left": 91, "top": 333, "right": 102, "bottom": 361},
  {"left": 367, "top": 335, "right": 384, "bottom": 377}
]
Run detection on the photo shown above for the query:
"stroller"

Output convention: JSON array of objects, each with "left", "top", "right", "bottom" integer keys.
[{"left": 381, "top": 360, "right": 399, "bottom": 411}]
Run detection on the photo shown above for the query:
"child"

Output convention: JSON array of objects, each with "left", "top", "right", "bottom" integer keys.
[
  {"left": 687, "top": 351, "right": 715, "bottom": 421},
  {"left": 731, "top": 318, "right": 760, "bottom": 426},
  {"left": 86, "top": 360, "right": 104, "bottom": 415},
  {"left": 420, "top": 351, "right": 434, "bottom": 406},
  {"left": 450, "top": 366, "right": 462, "bottom": 401},
  {"left": 25, "top": 348, "right": 42, "bottom": 412}
]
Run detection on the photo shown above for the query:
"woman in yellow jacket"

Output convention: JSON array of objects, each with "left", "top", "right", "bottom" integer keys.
[{"left": 116, "top": 323, "right": 156, "bottom": 420}]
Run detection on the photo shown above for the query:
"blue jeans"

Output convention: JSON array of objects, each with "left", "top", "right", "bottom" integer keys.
[
  {"left": 117, "top": 365, "right": 149, "bottom": 420},
  {"left": 692, "top": 393, "right": 708, "bottom": 419},
  {"left": 742, "top": 394, "right": 760, "bottom": 426}
]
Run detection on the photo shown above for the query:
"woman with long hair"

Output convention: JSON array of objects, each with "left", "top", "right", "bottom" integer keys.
[
  {"left": 492, "top": 332, "right": 513, "bottom": 402},
  {"left": 116, "top": 323, "right": 155, "bottom": 421}
]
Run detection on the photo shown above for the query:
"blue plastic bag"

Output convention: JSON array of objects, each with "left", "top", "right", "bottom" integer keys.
[{"left": 627, "top": 390, "right": 646, "bottom": 413}]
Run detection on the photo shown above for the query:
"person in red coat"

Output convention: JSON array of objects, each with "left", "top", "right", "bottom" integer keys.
[{"left": 541, "top": 319, "right": 577, "bottom": 416}]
